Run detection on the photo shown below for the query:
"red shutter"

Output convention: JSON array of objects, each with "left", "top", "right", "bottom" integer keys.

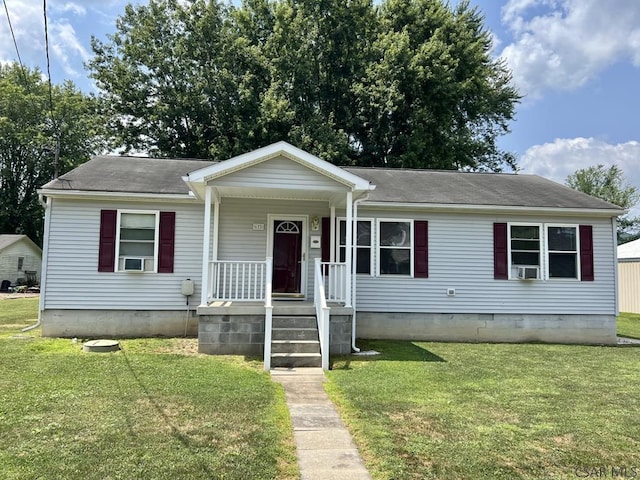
[
  {"left": 321, "top": 217, "right": 331, "bottom": 262},
  {"left": 579, "top": 225, "right": 594, "bottom": 281},
  {"left": 494, "top": 223, "right": 508, "bottom": 280},
  {"left": 98, "top": 210, "right": 117, "bottom": 272},
  {"left": 158, "top": 212, "right": 175, "bottom": 273},
  {"left": 414, "top": 221, "right": 429, "bottom": 278}
]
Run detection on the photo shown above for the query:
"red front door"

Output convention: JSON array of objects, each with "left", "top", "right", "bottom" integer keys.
[{"left": 272, "top": 220, "right": 303, "bottom": 294}]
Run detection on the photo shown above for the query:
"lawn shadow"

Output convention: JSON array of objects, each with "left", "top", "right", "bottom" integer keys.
[
  {"left": 332, "top": 340, "right": 446, "bottom": 369},
  {"left": 116, "top": 348, "right": 216, "bottom": 478}
]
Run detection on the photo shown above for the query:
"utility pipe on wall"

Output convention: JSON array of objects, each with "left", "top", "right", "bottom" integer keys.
[{"left": 350, "top": 194, "right": 369, "bottom": 353}]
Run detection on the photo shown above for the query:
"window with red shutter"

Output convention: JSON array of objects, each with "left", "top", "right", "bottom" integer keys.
[
  {"left": 579, "top": 225, "right": 594, "bottom": 281},
  {"left": 414, "top": 221, "right": 428, "bottom": 278},
  {"left": 98, "top": 210, "right": 117, "bottom": 272},
  {"left": 493, "top": 223, "right": 508, "bottom": 279},
  {"left": 158, "top": 212, "right": 175, "bottom": 273}
]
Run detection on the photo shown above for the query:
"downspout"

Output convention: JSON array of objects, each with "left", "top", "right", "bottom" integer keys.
[
  {"left": 613, "top": 216, "right": 620, "bottom": 316},
  {"left": 350, "top": 194, "right": 369, "bottom": 353},
  {"left": 23, "top": 195, "right": 50, "bottom": 332}
]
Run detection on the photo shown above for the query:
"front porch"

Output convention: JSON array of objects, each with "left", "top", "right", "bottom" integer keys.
[
  {"left": 196, "top": 258, "right": 353, "bottom": 369},
  {"left": 183, "top": 142, "right": 374, "bottom": 369}
]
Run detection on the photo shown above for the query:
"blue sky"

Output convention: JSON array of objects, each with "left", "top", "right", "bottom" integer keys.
[{"left": 1, "top": 0, "right": 639, "bottom": 198}]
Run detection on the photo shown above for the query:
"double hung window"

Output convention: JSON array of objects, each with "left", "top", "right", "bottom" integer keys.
[
  {"left": 116, "top": 211, "right": 159, "bottom": 272},
  {"left": 338, "top": 219, "right": 372, "bottom": 274},
  {"left": 507, "top": 223, "right": 580, "bottom": 280},
  {"left": 378, "top": 220, "right": 412, "bottom": 276}
]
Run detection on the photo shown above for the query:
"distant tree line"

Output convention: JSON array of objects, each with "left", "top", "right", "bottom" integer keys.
[
  {"left": 2, "top": 0, "right": 521, "bottom": 244},
  {"left": 89, "top": 0, "right": 520, "bottom": 171}
]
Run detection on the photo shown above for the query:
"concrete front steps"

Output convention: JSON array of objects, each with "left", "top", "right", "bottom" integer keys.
[{"left": 271, "top": 315, "right": 322, "bottom": 368}]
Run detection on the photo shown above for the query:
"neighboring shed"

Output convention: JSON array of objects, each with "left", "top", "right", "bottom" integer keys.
[
  {"left": 0, "top": 235, "right": 42, "bottom": 287},
  {"left": 618, "top": 238, "right": 640, "bottom": 314}
]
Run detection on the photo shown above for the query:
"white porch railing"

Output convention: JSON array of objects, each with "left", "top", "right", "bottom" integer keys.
[
  {"left": 264, "top": 258, "right": 273, "bottom": 371},
  {"left": 321, "top": 261, "right": 347, "bottom": 303},
  {"left": 315, "top": 258, "right": 331, "bottom": 371},
  {"left": 208, "top": 260, "right": 268, "bottom": 302},
  {"left": 207, "top": 259, "right": 274, "bottom": 371}
]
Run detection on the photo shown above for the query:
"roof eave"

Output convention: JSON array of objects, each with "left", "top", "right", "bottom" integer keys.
[
  {"left": 38, "top": 188, "right": 197, "bottom": 203},
  {"left": 360, "top": 201, "right": 624, "bottom": 217}
]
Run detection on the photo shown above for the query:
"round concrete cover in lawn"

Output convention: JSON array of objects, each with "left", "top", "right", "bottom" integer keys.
[{"left": 82, "top": 339, "right": 120, "bottom": 353}]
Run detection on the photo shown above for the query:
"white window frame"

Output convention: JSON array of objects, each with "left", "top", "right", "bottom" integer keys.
[
  {"left": 508, "top": 222, "right": 543, "bottom": 280},
  {"left": 545, "top": 223, "right": 580, "bottom": 281},
  {"left": 336, "top": 217, "right": 374, "bottom": 276},
  {"left": 115, "top": 210, "right": 160, "bottom": 273},
  {"left": 376, "top": 218, "right": 414, "bottom": 277},
  {"left": 507, "top": 222, "right": 582, "bottom": 281}
]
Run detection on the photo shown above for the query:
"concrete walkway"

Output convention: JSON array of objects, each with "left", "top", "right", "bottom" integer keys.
[{"left": 271, "top": 368, "right": 372, "bottom": 480}]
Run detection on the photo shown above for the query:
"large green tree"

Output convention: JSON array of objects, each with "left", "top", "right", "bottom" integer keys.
[
  {"left": 0, "top": 64, "right": 103, "bottom": 245},
  {"left": 566, "top": 164, "right": 640, "bottom": 244},
  {"left": 90, "top": 0, "right": 519, "bottom": 170}
]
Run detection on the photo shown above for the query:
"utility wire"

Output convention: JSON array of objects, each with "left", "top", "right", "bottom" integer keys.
[
  {"left": 43, "top": 0, "right": 61, "bottom": 178},
  {"left": 2, "top": 0, "right": 31, "bottom": 91}
]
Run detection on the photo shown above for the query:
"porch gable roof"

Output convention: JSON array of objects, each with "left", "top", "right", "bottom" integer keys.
[{"left": 183, "top": 141, "right": 374, "bottom": 199}]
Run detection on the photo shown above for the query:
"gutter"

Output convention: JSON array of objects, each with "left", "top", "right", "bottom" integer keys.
[{"left": 360, "top": 201, "right": 624, "bottom": 217}]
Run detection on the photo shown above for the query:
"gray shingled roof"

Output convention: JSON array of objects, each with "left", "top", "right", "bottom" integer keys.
[
  {"left": 42, "top": 156, "right": 217, "bottom": 195},
  {"left": 0, "top": 234, "right": 41, "bottom": 253},
  {"left": 42, "top": 155, "right": 621, "bottom": 211},
  {"left": 345, "top": 167, "right": 620, "bottom": 210}
]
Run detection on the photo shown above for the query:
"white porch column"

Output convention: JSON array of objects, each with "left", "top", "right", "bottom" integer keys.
[
  {"left": 345, "top": 191, "right": 353, "bottom": 307},
  {"left": 330, "top": 205, "right": 336, "bottom": 263},
  {"left": 200, "top": 186, "right": 213, "bottom": 306}
]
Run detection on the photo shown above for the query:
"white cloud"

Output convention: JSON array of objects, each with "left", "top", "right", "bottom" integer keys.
[
  {"left": 0, "top": 0, "right": 96, "bottom": 79},
  {"left": 50, "top": 22, "right": 91, "bottom": 76},
  {"left": 499, "top": 0, "right": 640, "bottom": 98},
  {"left": 519, "top": 137, "right": 640, "bottom": 213},
  {"left": 54, "top": 3, "right": 87, "bottom": 16}
]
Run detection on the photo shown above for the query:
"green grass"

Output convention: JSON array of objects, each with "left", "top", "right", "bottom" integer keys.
[
  {"left": 0, "top": 298, "right": 298, "bottom": 480},
  {"left": 0, "top": 296, "right": 39, "bottom": 333},
  {"left": 326, "top": 340, "right": 640, "bottom": 480},
  {"left": 617, "top": 312, "right": 640, "bottom": 339}
]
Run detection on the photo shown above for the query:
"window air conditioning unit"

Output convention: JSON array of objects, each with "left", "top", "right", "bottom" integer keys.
[
  {"left": 517, "top": 266, "right": 539, "bottom": 280},
  {"left": 123, "top": 257, "right": 145, "bottom": 272}
]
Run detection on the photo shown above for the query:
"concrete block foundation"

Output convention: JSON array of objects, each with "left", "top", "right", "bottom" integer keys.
[
  {"left": 356, "top": 312, "right": 617, "bottom": 345},
  {"left": 42, "top": 309, "right": 198, "bottom": 338}
]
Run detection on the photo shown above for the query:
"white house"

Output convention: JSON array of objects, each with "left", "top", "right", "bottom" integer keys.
[
  {"left": 0, "top": 235, "right": 42, "bottom": 288},
  {"left": 618, "top": 238, "right": 640, "bottom": 314},
  {"left": 37, "top": 142, "right": 623, "bottom": 369}
]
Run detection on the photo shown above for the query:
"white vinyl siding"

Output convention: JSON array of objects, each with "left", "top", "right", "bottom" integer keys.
[
  {"left": 0, "top": 240, "right": 41, "bottom": 285},
  {"left": 355, "top": 209, "right": 617, "bottom": 315},
  {"left": 43, "top": 198, "right": 204, "bottom": 310},
  {"left": 212, "top": 155, "right": 349, "bottom": 192}
]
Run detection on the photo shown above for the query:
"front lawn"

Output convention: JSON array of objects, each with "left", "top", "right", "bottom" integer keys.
[
  {"left": 327, "top": 340, "right": 640, "bottom": 480},
  {"left": 0, "top": 296, "right": 39, "bottom": 334},
  {"left": 617, "top": 312, "right": 640, "bottom": 339},
  {"left": 0, "top": 299, "right": 297, "bottom": 480}
]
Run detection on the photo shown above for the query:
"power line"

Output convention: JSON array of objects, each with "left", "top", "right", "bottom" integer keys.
[
  {"left": 2, "top": 0, "right": 31, "bottom": 90},
  {"left": 42, "top": 0, "right": 60, "bottom": 179}
]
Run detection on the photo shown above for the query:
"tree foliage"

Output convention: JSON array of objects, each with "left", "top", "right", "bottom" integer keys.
[
  {"left": 90, "top": 0, "right": 519, "bottom": 170},
  {"left": 0, "top": 64, "right": 103, "bottom": 245},
  {"left": 566, "top": 164, "right": 640, "bottom": 243}
]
